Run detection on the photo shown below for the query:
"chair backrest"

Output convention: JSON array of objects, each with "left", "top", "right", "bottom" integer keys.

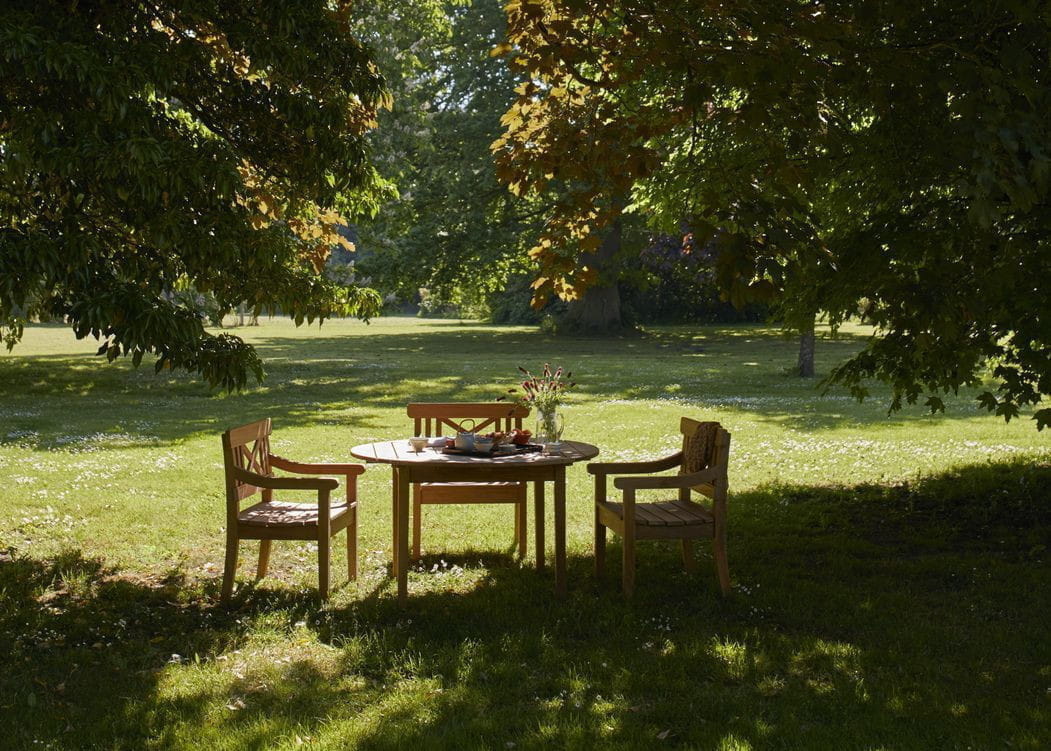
[
  {"left": 221, "top": 418, "right": 273, "bottom": 507},
  {"left": 407, "top": 403, "right": 530, "bottom": 437},
  {"left": 679, "top": 417, "right": 731, "bottom": 496}
]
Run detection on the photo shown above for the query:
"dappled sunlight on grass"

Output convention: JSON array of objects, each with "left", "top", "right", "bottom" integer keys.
[{"left": 0, "top": 319, "right": 1048, "bottom": 747}]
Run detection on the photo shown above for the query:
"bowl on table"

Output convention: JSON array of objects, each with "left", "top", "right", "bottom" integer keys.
[
  {"left": 408, "top": 436, "right": 429, "bottom": 452},
  {"left": 473, "top": 435, "right": 495, "bottom": 452}
]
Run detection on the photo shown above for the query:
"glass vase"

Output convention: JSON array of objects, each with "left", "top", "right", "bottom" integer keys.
[{"left": 536, "top": 408, "right": 564, "bottom": 447}]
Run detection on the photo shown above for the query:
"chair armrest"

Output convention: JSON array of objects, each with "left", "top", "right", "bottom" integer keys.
[
  {"left": 587, "top": 451, "right": 683, "bottom": 475},
  {"left": 233, "top": 466, "right": 338, "bottom": 491},
  {"left": 269, "top": 454, "right": 365, "bottom": 477},
  {"left": 613, "top": 467, "right": 720, "bottom": 490}
]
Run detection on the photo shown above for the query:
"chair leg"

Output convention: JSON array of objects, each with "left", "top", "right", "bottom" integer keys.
[
  {"left": 256, "top": 540, "right": 271, "bottom": 580},
  {"left": 221, "top": 532, "right": 239, "bottom": 601},
  {"left": 622, "top": 528, "right": 636, "bottom": 599},
  {"left": 594, "top": 509, "right": 606, "bottom": 577},
  {"left": 516, "top": 499, "right": 528, "bottom": 558},
  {"left": 713, "top": 530, "right": 730, "bottom": 596},
  {"left": 318, "top": 534, "right": 330, "bottom": 601},
  {"left": 347, "top": 508, "right": 358, "bottom": 581},
  {"left": 513, "top": 501, "right": 520, "bottom": 552},
  {"left": 391, "top": 468, "right": 400, "bottom": 574},
  {"left": 412, "top": 487, "right": 423, "bottom": 560},
  {"left": 680, "top": 539, "right": 696, "bottom": 573}
]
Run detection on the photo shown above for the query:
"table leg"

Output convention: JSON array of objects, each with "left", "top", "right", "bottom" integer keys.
[
  {"left": 391, "top": 466, "right": 400, "bottom": 576},
  {"left": 554, "top": 465, "right": 566, "bottom": 596},
  {"left": 397, "top": 466, "right": 410, "bottom": 601},
  {"left": 534, "top": 480, "right": 545, "bottom": 571}
]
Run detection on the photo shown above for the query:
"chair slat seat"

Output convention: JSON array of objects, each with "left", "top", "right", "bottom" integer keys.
[
  {"left": 599, "top": 499, "right": 713, "bottom": 527},
  {"left": 239, "top": 500, "right": 353, "bottom": 527}
]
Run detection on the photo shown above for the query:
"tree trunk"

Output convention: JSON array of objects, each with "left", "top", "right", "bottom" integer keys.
[
  {"left": 560, "top": 217, "right": 622, "bottom": 334},
  {"left": 797, "top": 320, "right": 816, "bottom": 377}
]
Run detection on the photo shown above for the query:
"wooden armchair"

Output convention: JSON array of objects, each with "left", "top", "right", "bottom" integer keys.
[
  {"left": 407, "top": 403, "right": 530, "bottom": 559},
  {"left": 220, "top": 419, "right": 364, "bottom": 600},
  {"left": 588, "top": 418, "right": 732, "bottom": 598}
]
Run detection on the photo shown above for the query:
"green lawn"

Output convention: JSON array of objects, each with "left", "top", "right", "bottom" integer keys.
[{"left": 1, "top": 317, "right": 1048, "bottom": 749}]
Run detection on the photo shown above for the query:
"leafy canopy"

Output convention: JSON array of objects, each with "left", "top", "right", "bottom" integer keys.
[
  {"left": 494, "top": 0, "right": 1051, "bottom": 428},
  {"left": 354, "top": 0, "right": 540, "bottom": 309},
  {"left": 0, "top": 1, "right": 388, "bottom": 388}
]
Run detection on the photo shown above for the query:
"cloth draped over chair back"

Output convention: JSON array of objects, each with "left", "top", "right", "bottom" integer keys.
[{"left": 681, "top": 421, "right": 720, "bottom": 474}]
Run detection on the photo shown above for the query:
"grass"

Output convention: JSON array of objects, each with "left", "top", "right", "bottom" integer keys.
[{"left": 1, "top": 317, "right": 1048, "bottom": 749}]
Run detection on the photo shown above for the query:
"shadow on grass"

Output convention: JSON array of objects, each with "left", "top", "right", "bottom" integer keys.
[{"left": 2, "top": 459, "right": 1048, "bottom": 748}]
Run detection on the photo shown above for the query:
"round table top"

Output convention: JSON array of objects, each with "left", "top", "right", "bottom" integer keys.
[{"left": 351, "top": 439, "right": 599, "bottom": 467}]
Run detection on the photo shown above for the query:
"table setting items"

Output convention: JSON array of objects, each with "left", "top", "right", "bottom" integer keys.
[{"left": 441, "top": 425, "right": 540, "bottom": 456}]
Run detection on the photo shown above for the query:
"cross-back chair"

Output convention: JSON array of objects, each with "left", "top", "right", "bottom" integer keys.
[
  {"left": 588, "top": 418, "right": 732, "bottom": 598},
  {"left": 221, "top": 418, "right": 364, "bottom": 600},
  {"left": 406, "top": 402, "right": 530, "bottom": 559}
]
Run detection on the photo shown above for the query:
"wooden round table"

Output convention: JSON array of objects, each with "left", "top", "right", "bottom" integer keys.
[{"left": 351, "top": 440, "right": 600, "bottom": 600}]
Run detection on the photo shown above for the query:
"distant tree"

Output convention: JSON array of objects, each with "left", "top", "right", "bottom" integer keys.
[
  {"left": 624, "top": 231, "right": 766, "bottom": 325},
  {"left": 354, "top": 0, "right": 539, "bottom": 311},
  {"left": 0, "top": 1, "right": 387, "bottom": 389},
  {"left": 796, "top": 321, "right": 816, "bottom": 378},
  {"left": 494, "top": 0, "right": 1051, "bottom": 427},
  {"left": 558, "top": 217, "right": 624, "bottom": 332}
]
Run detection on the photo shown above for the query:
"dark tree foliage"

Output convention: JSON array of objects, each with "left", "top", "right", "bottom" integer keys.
[
  {"left": 495, "top": 0, "right": 1051, "bottom": 428},
  {"left": 0, "top": 1, "right": 387, "bottom": 389},
  {"left": 624, "top": 233, "right": 766, "bottom": 325}
]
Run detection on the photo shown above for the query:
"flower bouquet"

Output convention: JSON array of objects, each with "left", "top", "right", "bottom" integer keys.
[{"left": 500, "top": 364, "right": 576, "bottom": 448}]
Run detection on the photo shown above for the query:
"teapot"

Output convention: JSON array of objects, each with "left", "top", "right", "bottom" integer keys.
[{"left": 454, "top": 419, "right": 477, "bottom": 451}]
